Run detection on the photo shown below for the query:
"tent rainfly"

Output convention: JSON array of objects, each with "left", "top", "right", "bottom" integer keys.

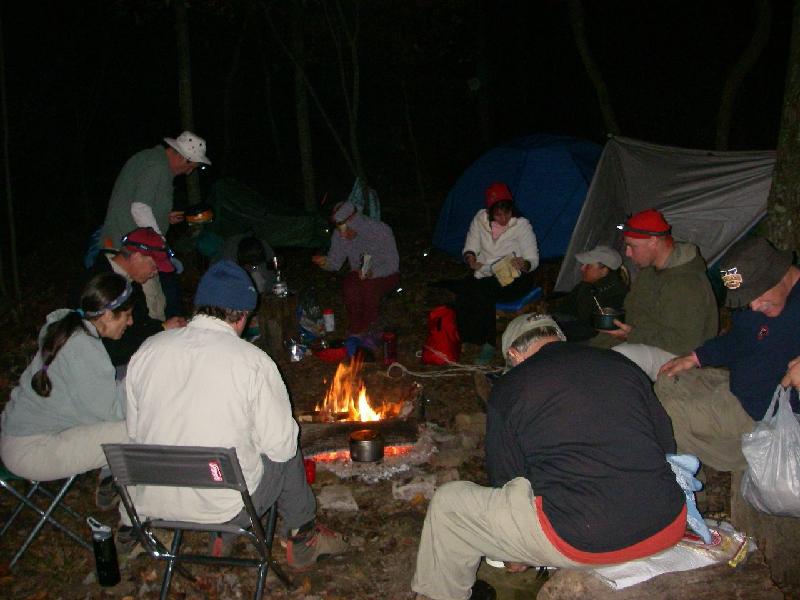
[
  {"left": 433, "top": 134, "right": 602, "bottom": 261},
  {"left": 555, "top": 137, "right": 776, "bottom": 292}
]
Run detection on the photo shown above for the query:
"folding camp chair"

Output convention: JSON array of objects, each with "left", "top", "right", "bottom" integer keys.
[
  {"left": 102, "top": 443, "right": 293, "bottom": 600},
  {"left": 0, "top": 462, "right": 92, "bottom": 568}
]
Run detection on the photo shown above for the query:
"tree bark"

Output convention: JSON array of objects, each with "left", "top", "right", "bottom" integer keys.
[
  {"left": 173, "top": 0, "right": 200, "bottom": 205},
  {"left": 293, "top": 1, "right": 316, "bottom": 212},
  {"left": 222, "top": 18, "right": 248, "bottom": 175},
  {"left": 257, "top": 31, "right": 288, "bottom": 187},
  {"left": 764, "top": 0, "right": 800, "bottom": 250},
  {"left": 568, "top": 0, "right": 620, "bottom": 136},
  {"left": 0, "top": 10, "right": 17, "bottom": 298},
  {"left": 715, "top": 0, "right": 772, "bottom": 150}
]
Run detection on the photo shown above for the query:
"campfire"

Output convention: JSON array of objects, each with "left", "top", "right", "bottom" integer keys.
[
  {"left": 314, "top": 355, "right": 407, "bottom": 423},
  {"left": 298, "top": 356, "right": 421, "bottom": 456}
]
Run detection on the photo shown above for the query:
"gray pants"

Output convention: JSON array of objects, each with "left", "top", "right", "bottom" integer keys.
[
  {"left": 227, "top": 448, "right": 316, "bottom": 538},
  {"left": 411, "top": 478, "right": 584, "bottom": 600},
  {"left": 654, "top": 368, "right": 755, "bottom": 471}
]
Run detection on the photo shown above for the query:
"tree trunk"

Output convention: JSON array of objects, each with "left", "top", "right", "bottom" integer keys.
[
  {"left": 568, "top": 0, "right": 620, "bottom": 136},
  {"left": 0, "top": 10, "right": 17, "bottom": 298},
  {"left": 257, "top": 32, "right": 288, "bottom": 187},
  {"left": 222, "top": 18, "right": 247, "bottom": 175},
  {"left": 173, "top": 0, "right": 200, "bottom": 205},
  {"left": 473, "top": 0, "right": 493, "bottom": 147},
  {"left": 293, "top": 1, "right": 316, "bottom": 212},
  {"left": 764, "top": 0, "right": 800, "bottom": 250},
  {"left": 715, "top": 0, "right": 772, "bottom": 150}
]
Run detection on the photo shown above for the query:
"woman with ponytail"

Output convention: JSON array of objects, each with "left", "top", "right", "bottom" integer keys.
[{"left": 1, "top": 273, "right": 133, "bottom": 494}]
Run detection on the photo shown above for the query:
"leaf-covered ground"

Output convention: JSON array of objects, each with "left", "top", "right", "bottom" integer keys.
[{"left": 0, "top": 202, "right": 743, "bottom": 599}]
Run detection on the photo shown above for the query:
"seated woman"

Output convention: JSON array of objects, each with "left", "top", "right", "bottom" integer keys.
[
  {"left": 0, "top": 273, "right": 133, "bottom": 507},
  {"left": 551, "top": 245, "right": 628, "bottom": 342},
  {"left": 458, "top": 182, "right": 539, "bottom": 364},
  {"left": 312, "top": 201, "right": 399, "bottom": 344}
]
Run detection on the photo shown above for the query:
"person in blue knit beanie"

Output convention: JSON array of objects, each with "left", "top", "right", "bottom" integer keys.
[{"left": 121, "top": 260, "right": 349, "bottom": 566}]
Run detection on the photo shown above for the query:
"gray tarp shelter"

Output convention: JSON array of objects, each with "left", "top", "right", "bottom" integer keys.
[{"left": 555, "top": 137, "right": 776, "bottom": 292}]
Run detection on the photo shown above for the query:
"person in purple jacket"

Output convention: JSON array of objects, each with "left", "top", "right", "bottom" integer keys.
[
  {"left": 657, "top": 237, "right": 800, "bottom": 472},
  {"left": 312, "top": 201, "right": 400, "bottom": 341}
]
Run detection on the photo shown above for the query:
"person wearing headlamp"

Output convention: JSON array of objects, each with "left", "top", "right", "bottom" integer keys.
[
  {"left": 1, "top": 273, "right": 133, "bottom": 508},
  {"left": 591, "top": 209, "right": 718, "bottom": 381},
  {"left": 312, "top": 201, "right": 399, "bottom": 342},
  {"left": 83, "top": 227, "right": 187, "bottom": 366}
]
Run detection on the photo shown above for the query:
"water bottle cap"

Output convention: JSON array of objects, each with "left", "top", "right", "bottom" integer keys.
[
  {"left": 323, "top": 308, "right": 334, "bottom": 315},
  {"left": 87, "top": 516, "right": 112, "bottom": 538}
]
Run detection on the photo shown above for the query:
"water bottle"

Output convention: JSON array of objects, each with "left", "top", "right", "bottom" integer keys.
[
  {"left": 87, "top": 517, "right": 120, "bottom": 587},
  {"left": 322, "top": 308, "right": 335, "bottom": 333}
]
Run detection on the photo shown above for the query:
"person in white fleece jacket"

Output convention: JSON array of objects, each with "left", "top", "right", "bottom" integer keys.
[{"left": 457, "top": 182, "right": 540, "bottom": 364}]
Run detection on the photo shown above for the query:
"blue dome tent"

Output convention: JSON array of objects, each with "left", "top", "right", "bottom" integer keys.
[{"left": 433, "top": 134, "right": 602, "bottom": 260}]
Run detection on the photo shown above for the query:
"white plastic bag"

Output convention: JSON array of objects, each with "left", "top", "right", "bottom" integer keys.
[{"left": 740, "top": 385, "right": 800, "bottom": 517}]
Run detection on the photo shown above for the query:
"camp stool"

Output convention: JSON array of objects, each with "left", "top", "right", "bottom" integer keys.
[
  {"left": 495, "top": 286, "right": 543, "bottom": 317},
  {"left": 0, "top": 461, "right": 92, "bottom": 568},
  {"left": 102, "top": 443, "right": 294, "bottom": 600}
]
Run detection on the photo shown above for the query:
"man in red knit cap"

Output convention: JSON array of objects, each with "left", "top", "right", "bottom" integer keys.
[{"left": 592, "top": 209, "right": 718, "bottom": 380}]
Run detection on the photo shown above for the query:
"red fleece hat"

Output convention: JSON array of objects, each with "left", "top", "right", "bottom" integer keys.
[
  {"left": 485, "top": 182, "right": 513, "bottom": 210},
  {"left": 121, "top": 227, "right": 176, "bottom": 273},
  {"left": 620, "top": 209, "right": 671, "bottom": 239}
]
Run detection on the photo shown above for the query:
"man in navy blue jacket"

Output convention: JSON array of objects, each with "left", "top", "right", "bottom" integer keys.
[{"left": 657, "top": 236, "right": 800, "bottom": 472}]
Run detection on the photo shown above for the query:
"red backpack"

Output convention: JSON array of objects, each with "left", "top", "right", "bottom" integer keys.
[{"left": 421, "top": 305, "right": 461, "bottom": 365}]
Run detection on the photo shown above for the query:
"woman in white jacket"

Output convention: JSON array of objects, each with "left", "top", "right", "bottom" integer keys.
[{"left": 458, "top": 182, "right": 539, "bottom": 364}]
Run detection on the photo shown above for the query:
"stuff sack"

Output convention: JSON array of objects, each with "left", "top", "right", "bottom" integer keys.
[
  {"left": 741, "top": 385, "right": 800, "bottom": 517},
  {"left": 421, "top": 305, "right": 461, "bottom": 365}
]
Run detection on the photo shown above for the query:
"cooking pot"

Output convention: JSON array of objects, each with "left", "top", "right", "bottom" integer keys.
[
  {"left": 592, "top": 307, "right": 625, "bottom": 331},
  {"left": 349, "top": 429, "right": 385, "bottom": 462}
]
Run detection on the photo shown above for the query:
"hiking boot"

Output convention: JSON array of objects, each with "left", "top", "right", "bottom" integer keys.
[
  {"left": 470, "top": 580, "right": 497, "bottom": 600},
  {"left": 95, "top": 475, "right": 119, "bottom": 511},
  {"left": 285, "top": 523, "right": 349, "bottom": 571}
]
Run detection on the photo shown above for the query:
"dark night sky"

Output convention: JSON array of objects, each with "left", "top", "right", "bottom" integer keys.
[{"left": 0, "top": 0, "right": 793, "bottom": 253}]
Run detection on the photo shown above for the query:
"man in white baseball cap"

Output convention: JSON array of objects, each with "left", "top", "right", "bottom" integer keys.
[{"left": 550, "top": 245, "right": 628, "bottom": 342}]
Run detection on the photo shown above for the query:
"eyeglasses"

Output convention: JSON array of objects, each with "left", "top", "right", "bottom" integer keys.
[{"left": 121, "top": 235, "right": 176, "bottom": 258}]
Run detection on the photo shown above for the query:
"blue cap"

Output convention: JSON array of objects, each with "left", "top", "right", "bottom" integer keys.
[{"left": 195, "top": 260, "right": 257, "bottom": 311}]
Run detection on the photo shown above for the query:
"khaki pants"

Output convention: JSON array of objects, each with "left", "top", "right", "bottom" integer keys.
[
  {"left": 411, "top": 478, "right": 583, "bottom": 600},
  {"left": 612, "top": 343, "right": 676, "bottom": 381},
  {"left": 0, "top": 420, "right": 128, "bottom": 481},
  {"left": 654, "top": 368, "right": 754, "bottom": 471}
]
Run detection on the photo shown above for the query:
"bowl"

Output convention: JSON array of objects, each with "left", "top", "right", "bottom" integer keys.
[
  {"left": 185, "top": 204, "right": 215, "bottom": 225},
  {"left": 592, "top": 308, "right": 625, "bottom": 330},
  {"left": 349, "top": 429, "right": 385, "bottom": 462}
]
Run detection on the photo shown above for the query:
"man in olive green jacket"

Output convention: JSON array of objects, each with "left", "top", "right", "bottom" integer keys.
[{"left": 592, "top": 209, "right": 718, "bottom": 380}]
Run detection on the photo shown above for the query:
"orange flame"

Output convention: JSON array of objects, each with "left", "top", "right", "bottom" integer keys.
[{"left": 316, "top": 355, "right": 401, "bottom": 422}]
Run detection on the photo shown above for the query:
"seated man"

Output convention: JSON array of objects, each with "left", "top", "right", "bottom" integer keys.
[
  {"left": 657, "top": 236, "right": 800, "bottom": 472},
  {"left": 592, "top": 209, "right": 718, "bottom": 380},
  {"left": 124, "top": 260, "right": 348, "bottom": 567},
  {"left": 312, "top": 201, "right": 399, "bottom": 342},
  {"left": 550, "top": 245, "right": 628, "bottom": 342},
  {"left": 412, "top": 314, "right": 686, "bottom": 600},
  {"left": 85, "top": 227, "right": 186, "bottom": 366}
]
